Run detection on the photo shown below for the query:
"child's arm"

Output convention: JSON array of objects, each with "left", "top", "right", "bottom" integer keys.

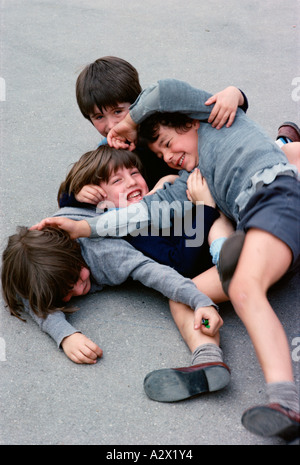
[
  {"left": 205, "top": 86, "right": 247, "bottom": 129},
  {"left": 146, "top": 174, "right": 179, "bottom": 195},
  {"left": 30, "top": 217, "right": 92, "bottom": 239},
  {"left": 23, "top": 300, "right": 102, "bottom": 364},
  {"left": 107, "top": 81, "right": 248, "bottom": 150}
]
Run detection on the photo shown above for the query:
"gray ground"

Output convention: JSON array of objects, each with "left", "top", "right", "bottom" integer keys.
[{"left": 0, "top": 0, "right": 299, "bottom": 446}]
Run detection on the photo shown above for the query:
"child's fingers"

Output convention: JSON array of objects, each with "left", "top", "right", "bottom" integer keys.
[
  {"left": 194, "top": 307, "right": 224, "bottom": 336},
  {"left": 194, "top": 310, "right": 203, "bottom": 330},
  {"left": 72, "top": 343, "right": 103, "bottom": 365},
  {"left": 186, "top": 189, "right": 192, "bottom": 202},
  {"left": 226, "top": 110, "right": 237, "bottom": 128},
  {"left": 30, "top": 217, "right": 59, "bottom": 230}
]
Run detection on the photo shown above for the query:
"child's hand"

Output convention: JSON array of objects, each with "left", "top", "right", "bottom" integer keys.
[
  {"left": 205, "top": 86, "right": 244, "bottom": 129},
  {"left": 75, "top": 184, "right": 107, "bottom": 205},
  {"left": 107, "top": 113, "right": 138, "bottom": 151},
  {"left": 30, "top": 217, "right": 91, "bottom": 239},
  {"left": 61, "top": 333, "right": 103, "bottom": 364},
  {"left": 186, "top": 169, "right": 216, "bottom": 207},
  {"left": 146, "top": 174, "right": 179, "bottom": 195},
  {"left": 194, "top": 306, "right": 223, "bottom": 336}
]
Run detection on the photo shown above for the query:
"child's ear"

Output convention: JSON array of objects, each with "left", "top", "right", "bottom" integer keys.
[
  {"left": 192, "top": 120, "right": 200, "bottom": 130},
  {"left": 97, "top": 200, "right": 109, "bottom": 211}
]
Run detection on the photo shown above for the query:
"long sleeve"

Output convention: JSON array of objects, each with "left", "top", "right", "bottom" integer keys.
[
  {"left": 130, "top": 80, "right": 248, "bottom": 124},
  {"left": 129, "top": 255, "right": 216, "bottom": 310},
  {"left": 23, "top": 300, "right": 80, "bottom": 347},
  {"left": 81, "top": 237, "right": 217, "bottom": 311},
  {"left": 129, "top": 79, "right": 213, "bottom": 123},
  {"left": 87, "top": 171, "right": 191, "bottom": 237}
]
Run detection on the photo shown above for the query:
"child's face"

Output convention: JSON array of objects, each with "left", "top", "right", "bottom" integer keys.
[
  {"left": 63, "top": 267, "right": 91, "bottom": 303},
  {"left": 148, "top": 121, "right": 200, "bottom": 172},
  {"left": 100, "top": 166, "right": 149, "bottom": 209},
  {"left": 89, "top": 103, "right": 131, "bottom": 137}
]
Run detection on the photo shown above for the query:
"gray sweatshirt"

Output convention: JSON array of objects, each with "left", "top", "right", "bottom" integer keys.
[
  {"left": 24, "top": 206, "right": 216, "bottom": 347},
  {"left": 87, "top": 79, "right": 297, "bottom": 237}
]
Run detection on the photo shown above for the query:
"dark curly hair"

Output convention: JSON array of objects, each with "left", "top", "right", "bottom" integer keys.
[{"left": 138, "top": 112, "right": 195, "bottom": 145}]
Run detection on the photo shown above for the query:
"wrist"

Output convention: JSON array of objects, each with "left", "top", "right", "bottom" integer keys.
[
  {"left": 237, "top": 88, "right": 245, "bottom": 106},
  {"left": 78, "top": 220, "right": 91, "bottom": 238},
  {"left": 125, "top": 112, "right": 137, "bottom": 130}
]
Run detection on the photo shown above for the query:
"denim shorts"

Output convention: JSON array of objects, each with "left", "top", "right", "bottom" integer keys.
[{"left": 237, "top": 175, "right": 300, "bottom": 265}]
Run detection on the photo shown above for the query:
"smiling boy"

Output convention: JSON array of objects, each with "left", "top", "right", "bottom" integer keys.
[
  {"left": 59, "top": 56, "right": 249, "bottom": 208},
  {"left": 101, "top": 78, "right": 300, "bottom": 442}
]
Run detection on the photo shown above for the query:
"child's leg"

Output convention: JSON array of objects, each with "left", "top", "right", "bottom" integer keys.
[
  {"left": 228, "top": 228, "right": 300, "bottom": 440},
  {"left": 169, "top": 300, "right": 219, "bottom": 353},
  {"left": 169, "top": 267, "right": 228, "bottom": 354},
  {"left": 143, "top": 267, "right": 230, "bottom": 402},
  {"left": 192, "top": 265, "right": 229, "bottom": 304},
  {"left": 229, "top": 228, "right": 293, "bottom": 383},
  {"left": 281, "top": 142, "right": 300, "bottom": 172}
]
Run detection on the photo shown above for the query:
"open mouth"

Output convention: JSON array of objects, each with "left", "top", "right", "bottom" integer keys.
[
  {"left": 177, "top": 154, "right": 185, "bottom": 167},
  {"left": 127, "top": 190, "right": 142, "bottom": 201}
]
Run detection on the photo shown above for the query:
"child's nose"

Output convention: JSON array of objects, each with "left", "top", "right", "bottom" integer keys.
[
  {"left": 163, "top": 148, "right": 173, "bottom": 163},
  {"left": 126, "top": 175, "right": 136, "bottom": 187},
  {"left": 106, "top": 116, "right": 117, "bottom": 133}
]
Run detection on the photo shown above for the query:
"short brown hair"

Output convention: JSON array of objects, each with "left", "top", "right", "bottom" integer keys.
[
  {"left": 1, "top": 226, "right": 87, "bottom": 320},
  {"left": 76, "top": 56, "right": 142, "bottom": 121},
  {"left": 57, "top": 145, "right": 144, "bottom": 204}
]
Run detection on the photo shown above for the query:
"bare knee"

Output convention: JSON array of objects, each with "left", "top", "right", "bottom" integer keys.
[{"left": 228, "top": 272, "right": 265, "bottom": 318}]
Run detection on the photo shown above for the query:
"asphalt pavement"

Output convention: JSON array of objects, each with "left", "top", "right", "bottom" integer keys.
[{"left": 0, "top": 0, "right": 299, "bottom": 447}]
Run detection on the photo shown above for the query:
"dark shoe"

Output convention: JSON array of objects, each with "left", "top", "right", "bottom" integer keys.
[
  {"left": 217, "top": 230, "right": 246, "bottom": 296},
  {"left": 242, "top": 403, "right": 300, "bottom": 442},
  {"left": 277, "top": 122, "right": 300, "bottom": 143},
  {"left": 144, "top": 361, "right": 230, "bottom": 402}
]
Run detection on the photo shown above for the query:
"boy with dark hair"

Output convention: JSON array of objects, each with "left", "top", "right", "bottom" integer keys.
[
  {"left": 3, "top": 143, "right": 236, "bottom": 397},
  {"left": 89, "top": 78, "right": 300, "bottom": 442},
  {"left": 2, "top": 211, "right": 230, "bottom": 394},
  {"left": 60, "top": 56, "right": 248, "bottom": 207},
  {"left": 57, "top": 144, "right": 232, "bottom": 278}
]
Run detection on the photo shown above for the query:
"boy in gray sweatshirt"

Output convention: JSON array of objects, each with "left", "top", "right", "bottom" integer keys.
[{"left": 2, "top": 204, "right": 231, "bottom": 403}]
